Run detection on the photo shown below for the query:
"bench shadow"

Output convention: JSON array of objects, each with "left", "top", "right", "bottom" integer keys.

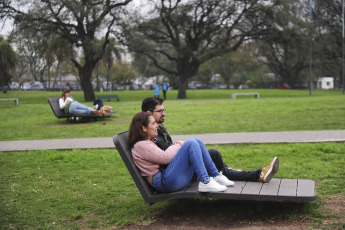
[{"left": 154, "top": 198, "right": 317, "bottom": 223}]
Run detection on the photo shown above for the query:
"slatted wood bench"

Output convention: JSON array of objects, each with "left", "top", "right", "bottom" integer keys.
[
  {"left": 232, "top": 92, "right": 259, "bottom": 99},
  {"left": 113, "top": 131, "right": 316, "bottom": 205},
  {"left": 97, "top": 95, "right": 120, "bottom": 102},
  {"left": 0, "top": 98, "right": 18, "bottom": 106}
]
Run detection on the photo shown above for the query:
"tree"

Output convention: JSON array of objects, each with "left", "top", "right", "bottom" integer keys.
[
  {"left": 122, "top": 0, "right": 269, "bottom": 99},
  {"left": 10, "top": 30, "right": 47, "bottom": 82},
  {"left": 257, "top": 1, "right": 311, "bottom": 88},
  {"left": 313, "top": 0, "right": 343, "bottom": 86},
  {"left": 2, "top": 0, "right": 132, "bottom": 101},
  {"left": 0, "top": 37, "right": 16, "bottom": 92},
  {"left": 100, "top": 37, "right": 122, "bottom": 91}
]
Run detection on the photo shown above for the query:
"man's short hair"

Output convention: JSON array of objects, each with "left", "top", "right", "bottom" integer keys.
[{"left": 141, "top": 97, "right": 163, "bottom": 112}]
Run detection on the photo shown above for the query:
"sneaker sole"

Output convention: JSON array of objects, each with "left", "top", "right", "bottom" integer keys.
[
  {"left": 264, "top": 157, "right": 279, "bottom": 183},
  {"left": 198, "top": 185, "right": 227, "bottom": 193}
]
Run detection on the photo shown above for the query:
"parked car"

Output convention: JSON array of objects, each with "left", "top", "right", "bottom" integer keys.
[
  {"left": 21, "top": 82, "right": 31, "bottom": 90},
  {"left": 67, "top": 82, "right": 81, "bottom": 91},
  {"left": 30, "top": 81, "right": 44, "bottom": 90},
  {"left": 51, "top": 83, "right": 68, "bottom": 91},
  {"left": 43, "top": 81, "right": 54, "bottom": 90},
  {"left": 129, "top": 84, "right": 140, "bottom": 90},
  {"left": 113, "top": 84, "right": 125, "bottom": 91},
  {"left": 188, "top": 81, "right": 207, "bottom": 89},
  {"left": 9, "top": 82, "right": 19, "bottom": 90},
  {"left": 102, "top": 81, "right": 112, "bottom": 91}
]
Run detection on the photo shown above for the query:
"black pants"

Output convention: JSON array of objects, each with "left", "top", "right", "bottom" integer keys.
[
  {"left": 163, "top": 90, "right": 167, "bottom": 100},
  {"left": 208, "top": 148, "right": 261, "bottom": 181}
]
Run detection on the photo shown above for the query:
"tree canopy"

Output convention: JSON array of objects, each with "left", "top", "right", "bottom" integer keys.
[
  {"left": 121, "top": 0, "right": 270, "bottom": 98},
  {"left": 2, "top": 0, "right": 132, "bottom": 101}
]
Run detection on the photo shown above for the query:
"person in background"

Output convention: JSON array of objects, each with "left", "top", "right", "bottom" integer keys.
[
  {"left": 153, "top": 82, "right": 160, "bottom": 97},
  {"left": 162, "top": 81, "right": 168, "bottom": 100},
  {"left": 59, "top": 89, "right": 101, "bottom": 115},
  {"left": 128, "top": 112, "right": 234, "bottom": 193},
  {"left": 141, "top": 97, "right": 279, "bottom": 183}
]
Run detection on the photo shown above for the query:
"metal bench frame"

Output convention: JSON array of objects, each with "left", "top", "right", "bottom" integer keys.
[
  {"left": 0, "top": 98, "right": 18, "bottom": 106},
  {"left": 232, "top": 92, "right": 260, "bottom": 99},
  {"left": 113, "top": 131, "right": 316, "bottom": 205}
]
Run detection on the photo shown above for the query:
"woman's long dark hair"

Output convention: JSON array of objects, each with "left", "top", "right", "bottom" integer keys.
[
  {"left": 60, "top": 89, "right": 70, "bottom": 101},
  {"left": 128, "top": 112, "right": 151, "bottom": 149}
]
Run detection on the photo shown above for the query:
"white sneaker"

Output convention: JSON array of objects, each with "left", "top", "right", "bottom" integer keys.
[
  {"left": 213, "top": 172, "right": 235, "bottom": 187},
  {"left": 198, "top": 177, "right": 227, "bottom": 192}
]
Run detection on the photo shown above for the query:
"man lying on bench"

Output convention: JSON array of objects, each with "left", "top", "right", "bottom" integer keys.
[{"left": 128, "top": 112, "right": 279, "bottom": 193}]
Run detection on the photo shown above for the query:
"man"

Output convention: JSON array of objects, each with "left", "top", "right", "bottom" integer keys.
[{"left": 141, "top": 97, "right": 279, "bottom": 183}]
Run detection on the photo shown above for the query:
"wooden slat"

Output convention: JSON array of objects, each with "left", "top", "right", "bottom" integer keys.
[
  {"left": 241, "top": 181, "right": 263, "bottom": 195},
  {"left": 225, "top": 181, "right": 246, "bottom": 194},
  {"left": 297, "top": 179, "right": 316, "bottom": 197},
  {"left": 260, "top": 178, "right": 281, "bottom": 196},
  {"left": 278, "top": 179, "right": 297, "bottom": 197}
]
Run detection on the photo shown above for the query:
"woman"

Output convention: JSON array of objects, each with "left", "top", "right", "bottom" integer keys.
[
  {"left": 59, "top": 89, "right": 101, "bottom": 115},
  {"left": 128, "top": 112, "right": 234, "bottom": 193}
]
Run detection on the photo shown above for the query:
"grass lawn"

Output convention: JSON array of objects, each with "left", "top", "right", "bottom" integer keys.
[
  {"left": 0, "top": 89, "right": 344, "bottom": 229},
  {"left": 1, "top": 143, "right": 344, "bottom": 229},
  {"left": 0, "top": 89, "right": 345, "bottom": 140}
]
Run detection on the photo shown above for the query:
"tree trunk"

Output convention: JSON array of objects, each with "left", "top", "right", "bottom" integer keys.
[
  {"left": 177, "top": 77, "right": 188, "bottom": 99},
  {"left": 79, "top": 64, "right": 96, "bottom": 102}
]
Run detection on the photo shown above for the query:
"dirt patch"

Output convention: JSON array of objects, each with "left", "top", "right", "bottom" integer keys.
[
  {"left": 319, "top": 193, "right": 345, "bottom": 227},
  {"left": 113, "top": 194, "right": 345, "bottom": 230}
]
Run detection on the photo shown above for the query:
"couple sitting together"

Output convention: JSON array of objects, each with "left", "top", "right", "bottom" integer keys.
[{"left": 129, "top": 97, "right": 279, "bottom": 193}]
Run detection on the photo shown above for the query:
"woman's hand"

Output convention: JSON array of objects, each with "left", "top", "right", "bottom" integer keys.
[{"left": 175, "top": 140, "right": 184, "bottom": 146}]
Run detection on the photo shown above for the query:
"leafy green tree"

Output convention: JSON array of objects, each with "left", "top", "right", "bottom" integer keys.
[
  {"left": 111, "top": 63, "right": 137, "bottom": 85},
  {"left": 257, "top": 1, "right": 311, "bottom": 88},
  {"left": 101, "top": 37, "right": 122, "bottom": 91},
  {"left": 122, "top": 0, "right": 269, "bottom": 99},
  {"left": 0, "top": 37, "right": 16, "bottom": 92},
  {"left": 10, "top": 31, "right": 47, "bottom": 82},
  {"left": 2, "top": 0, "right": 132, "bottom": 101},
  {"left": 313, "top": 0, "right": 343, "bottom": 86}
]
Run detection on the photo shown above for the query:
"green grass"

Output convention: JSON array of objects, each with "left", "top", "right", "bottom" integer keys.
[
  {"left": 0, "top": 89, "right": 345, "bottom": 140},
  {"left": 1, "top": 89, "right": 344, "bottom": 229},
  {"left": 1, "top": 143, "right": 344, "bottom": 229}
]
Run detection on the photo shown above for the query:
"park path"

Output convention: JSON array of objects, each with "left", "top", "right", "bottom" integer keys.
[{"left": 1, "top": 130, "right": 345, "bottom": 152}]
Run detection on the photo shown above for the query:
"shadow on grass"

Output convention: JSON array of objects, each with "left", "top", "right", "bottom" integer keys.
[{"left": 152, "top": 198, "right": 320, "bottom": 225}]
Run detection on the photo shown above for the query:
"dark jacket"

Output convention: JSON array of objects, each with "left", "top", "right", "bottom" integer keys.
[{"left": 150, "top": 124, "right": 173, "bottom": 151}]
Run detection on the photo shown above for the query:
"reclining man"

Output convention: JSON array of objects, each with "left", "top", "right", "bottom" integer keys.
[{"left": 141, "top": 97, "right": 279, "bottom": 183}]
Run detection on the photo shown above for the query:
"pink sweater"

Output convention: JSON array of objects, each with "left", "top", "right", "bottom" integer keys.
[{"left": 131, "top": 140, "right": 182, "bottom": 176}]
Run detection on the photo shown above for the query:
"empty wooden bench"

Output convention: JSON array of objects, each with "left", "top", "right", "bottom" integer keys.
[
  {"left": 232, "top": 92, "right": 259, "bottom": 99},
  {"left": 97, "top": 95, "right": 120, "bottom": 102},
  {"left": 113, "top": 131, "right": 316, "bottom": 205},
  {"left": 0, "top": 98, "right": 18, "bottom": 106}
]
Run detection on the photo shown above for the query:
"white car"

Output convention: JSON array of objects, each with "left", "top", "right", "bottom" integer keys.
[
  {"left": 21, "top": 82, "right": 31, "bottom": 90},
  {"left": 10, "top": 82, "right": 19, "bottom": 90}
]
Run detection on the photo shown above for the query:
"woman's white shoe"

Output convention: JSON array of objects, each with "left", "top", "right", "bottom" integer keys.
[{"left": 198, "top": 177, "right": 227, "bottom": 192}]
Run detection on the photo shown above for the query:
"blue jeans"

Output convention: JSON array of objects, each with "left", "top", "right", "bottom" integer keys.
[
  {"left": 69, "top": 101, "right": 92, "bottom": 114},
  {"left": 151, "top": 138, "right": 220, "bottom": 193}
]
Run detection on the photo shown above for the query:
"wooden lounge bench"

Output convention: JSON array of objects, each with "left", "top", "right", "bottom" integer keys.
[
  {"left": 232, "top": 92, "right": 259, "bottom": 99},
  {"left": 97, "top": 95, "right": 120, "bottom": 102},
  {"left": 0, "top": 98, "right": 18, "bottom": 106},
  {"left": 48, "top": 97, "right": 117, "bottom": 121},
  {"left": 113, "top": 131, "right": 316, "bottom": 205}
]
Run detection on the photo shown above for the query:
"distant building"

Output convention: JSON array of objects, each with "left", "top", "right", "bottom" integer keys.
[{"left": 316, "top": 77, "right": 334, "bottom": 90}]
